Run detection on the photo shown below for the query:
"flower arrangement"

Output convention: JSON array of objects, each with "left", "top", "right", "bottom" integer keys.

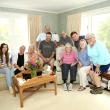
[{"left": 28, "top": 59, "right": 42, "bottom": 78}]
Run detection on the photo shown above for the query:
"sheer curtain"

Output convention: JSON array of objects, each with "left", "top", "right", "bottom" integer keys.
[
  {"left": 67, "top": 13, "right": 81, "bottom": 35},
  {"left": 28, "top": 15, "right": 41, "bottom": 47}
]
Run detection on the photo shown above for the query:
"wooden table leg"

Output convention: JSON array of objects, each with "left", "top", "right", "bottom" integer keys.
[
  {"left": 44, "top": 83, "right": 46, "bottom": 88},
  {"left": 12, "top": 77, "right": 16, "bottom": 97},
  {"left": 19, "top": 88, "right": 23, "bottom": 107},
  {"left": 13, "top": 84, "right": 16, "bottom": 97},
  {"left": 54, "top": 80, "right": 57, "bottom": 95}
]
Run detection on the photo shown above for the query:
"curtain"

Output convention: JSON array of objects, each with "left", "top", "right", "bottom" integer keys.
[
  {"left": 67, "top": 13, "right": 81, "bottom": 35},
  {"left": 28, "top": 15, "right": 41, "bottom": 47}
]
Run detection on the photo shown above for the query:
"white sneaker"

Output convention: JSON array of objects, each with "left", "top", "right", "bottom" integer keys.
[
  {"left": 9, "top": 86, "right": 13, "bottom": 94},
  {"left": 68, "top": 83, "right": 73, "bottom": 91},
  {"left": 63, "top": 83, "right": 68, "bottom": 91}
]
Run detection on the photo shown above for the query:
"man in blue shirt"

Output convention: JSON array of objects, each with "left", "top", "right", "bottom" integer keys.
[{"left": 86, "top": 33, "right": 110, "bottom": 94}]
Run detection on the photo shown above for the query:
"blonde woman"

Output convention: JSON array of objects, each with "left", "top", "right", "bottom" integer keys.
[
  {"left": 60, "top": 43, "right": 77, "bottom": 91},
  {"left": 78, "top": 39, "right": 91, "bottom": 91},
  {"left": 23, "top": 45, "right": 42, "bottom": 79}
]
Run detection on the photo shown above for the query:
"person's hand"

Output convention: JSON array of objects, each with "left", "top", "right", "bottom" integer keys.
[
  {"left": 20, "top": 66, "right": 25, "bottom": 71},
  {"left": 71, "top": 62, "right": 77, "bottom": 67},
  {"left": 46, "top": 58, "right": 52, "bottom": 63},
  {"left": 90, "top": 64, "right": 93, "bottom": 70},
  {"left": 8, "top": 64, "right": 13, "bottom": 69},
  {"left": 42, "top": 57, "right": 47, "bottom": 63},
  {"left": 24, "top": 63, "right": 28, "bottom": 69},
  {"left": 0, "top": 64, "right": 4, "bottom": 68},
  {"left": 95, "top": 66, "right": 100, "bottom": 74},
  {"left": 14, "top": 64, "right": 17, "bottom": 68},
  {"left": 78, "top": 61, "right": 83, "bottom": 67}
]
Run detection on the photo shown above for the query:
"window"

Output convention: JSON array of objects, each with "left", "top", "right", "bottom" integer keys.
[
  {"left": 80, "top": 7, "right": 110, "bottom": 50},
  {"left": 0, "top": 12, "right": 29, "bottom": 54}
]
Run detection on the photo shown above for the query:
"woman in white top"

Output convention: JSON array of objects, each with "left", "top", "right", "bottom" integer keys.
[{"left": 77, "top": 39, "right": 91, "bottom": 91}]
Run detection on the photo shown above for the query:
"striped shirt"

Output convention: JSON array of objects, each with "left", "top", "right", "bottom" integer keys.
[{"left": 61, "top": 51, "right": 77, "bottom": 64}]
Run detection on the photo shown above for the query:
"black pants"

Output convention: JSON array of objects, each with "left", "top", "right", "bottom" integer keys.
[
  {"left": 14, "top": 69, "right": 21, "bottom": 75},
  {"left": 61, "top": 64, "right": 77, "bottom": 83}
]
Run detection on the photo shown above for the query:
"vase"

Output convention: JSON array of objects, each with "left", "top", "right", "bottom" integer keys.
[{"left": 31, "top": 70, "right": 37, "bottom": 78}]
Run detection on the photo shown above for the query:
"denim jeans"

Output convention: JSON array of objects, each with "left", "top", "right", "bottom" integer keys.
[
  {"left": 0, "top": 67, "right": 14, "bottom": 88},
  {"left": 61, "top": 64, "right": 77, "bottom": 83}
]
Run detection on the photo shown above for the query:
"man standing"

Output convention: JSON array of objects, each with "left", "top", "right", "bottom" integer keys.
[
  {"left": 39, "top": 32, "right": 55, "bottom": 69},
  {"left": 70, "top": 31, "right": 85, "bottom": 50},
  {"left": 36, "top": 25, "right": 50, "bottom": 48},
  {"left": 59, "top": 31, "right": 73, "bottom": 46}
]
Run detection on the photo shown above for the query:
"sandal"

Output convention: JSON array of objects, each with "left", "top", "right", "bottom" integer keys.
[{"left": 77, "top": 86, "right": 86, "bottom": 91}]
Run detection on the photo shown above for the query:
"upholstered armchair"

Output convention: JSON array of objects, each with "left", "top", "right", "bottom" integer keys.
[{"left": 55, "top": 46, "right": 78, "bottom": 84}]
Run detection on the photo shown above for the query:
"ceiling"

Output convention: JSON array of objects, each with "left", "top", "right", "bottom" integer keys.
[{"left": 0, "top": 0, "right": 107, "bottom": 13}]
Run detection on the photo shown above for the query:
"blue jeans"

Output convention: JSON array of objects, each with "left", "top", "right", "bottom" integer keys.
[
  {"left": 0, "top": 67, "right": 14, "bottom": 88},
  {"left": 93, "top": 63, "right": 110, "bottom": 74}
]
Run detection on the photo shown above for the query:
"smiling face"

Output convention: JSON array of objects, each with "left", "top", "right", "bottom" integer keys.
[
  {"left": 79, "top": 40, "right": 87, "bottom": 49},
  {"left": 65, "top": 43, "right": 72, "bottom": 53},
  {"left": 28, "top": 45, "right": 35, "bottom": 54},
  {"left": 46, "top": 33, "right": 52, "bottom": 42},
  {"left": 86, "top": 33, "right": 96, "bottom": 46},
  {"left": 2, "top": 44, "right": 8, "bottom": 54},
  {"left": 86, "top": 37, "right": 96, "bottom": 46},
  {"left": 61, "top": 31, "right": 67, "bottom": 38},
  {"left": 71, "top": 33, "right": 79, "bottom": 41},
  {"left": 19, "top": 46, "right": 25, "bottom": 54}
]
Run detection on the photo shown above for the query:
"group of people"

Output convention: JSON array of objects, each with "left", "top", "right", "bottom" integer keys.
[
  {"left": 0, "top": 44, "right": 40, "bottom": 93},
  {"left": 0, "top": 26, "right": 110, "bottom": 95},
  {"left": 59, "top": 32, "right": 110, "bottom": 94},
  {"left": 36, "top": 26, "right": 110, "bottom": 94}
]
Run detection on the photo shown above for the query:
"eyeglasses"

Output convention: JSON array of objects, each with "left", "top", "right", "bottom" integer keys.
[{"left": 86, "top": 37, "right": 92, "bottom": 41}]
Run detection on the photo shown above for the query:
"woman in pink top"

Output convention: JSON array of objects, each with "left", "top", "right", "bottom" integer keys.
[{"left": 60, "top": 43, "right": 77, "bottom": 91}]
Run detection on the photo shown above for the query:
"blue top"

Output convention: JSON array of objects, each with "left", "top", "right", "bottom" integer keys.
[
  {"left": 78, "top": 49, "right": 90, "bottom": 66},
  {"left": 87, "top": 40, "right": 110, "bottom": 66}
]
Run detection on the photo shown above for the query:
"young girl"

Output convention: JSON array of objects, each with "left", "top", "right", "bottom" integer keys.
[
  {"left": 60, "top": 43, "right": 77, "bottom": 91},
  {"left": 78, "top": 39, "right": 91, "bottom": 91},
  {"left": 0, "top": 43, "right": 14, "bottom": 94}
]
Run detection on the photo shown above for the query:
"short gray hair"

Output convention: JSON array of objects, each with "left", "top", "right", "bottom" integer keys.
[{"left": 86, "top": 33, "right": 95, "bottom": 39}]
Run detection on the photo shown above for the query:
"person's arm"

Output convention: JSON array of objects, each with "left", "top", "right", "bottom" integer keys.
[
  {"left": 39, "top": 42, "right": 47, "bottom": 62},
  {"left": 48, "top": 52, "right": 55, "bottom": 61},
  {"left": 59, "top": 37, "right": 64, "bottom": 46},
  {"left": 77, "top": 53, "right": 83, "bottom": 67},
  {"left": 39, "top": 50, "right": 47, "bottom": 62},
  {"left": 71, "top": 52, "right": 78, "bottom": 66},
  {"left": 0, "top": 64, "right": 4, "bottom": 68}
]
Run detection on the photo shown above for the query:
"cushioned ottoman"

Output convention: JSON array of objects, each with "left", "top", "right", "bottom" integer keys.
[{"left": 0, "top": 74, "right": 8, "bottom": 91}]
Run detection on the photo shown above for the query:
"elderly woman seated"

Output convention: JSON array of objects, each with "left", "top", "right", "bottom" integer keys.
[
  {"left": 19, "top": 45, "right": 42, "bottom": 79},
  {"left": 14, "top": 45, "right": 26, "bottom": 75},
  {"left": 59, "top": 43, "right": 77, "bottom": 91}
]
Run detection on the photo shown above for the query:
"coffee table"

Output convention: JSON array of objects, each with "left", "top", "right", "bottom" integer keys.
[{"left": 12, "top": 72, "right": 57, "bottom": 107}]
